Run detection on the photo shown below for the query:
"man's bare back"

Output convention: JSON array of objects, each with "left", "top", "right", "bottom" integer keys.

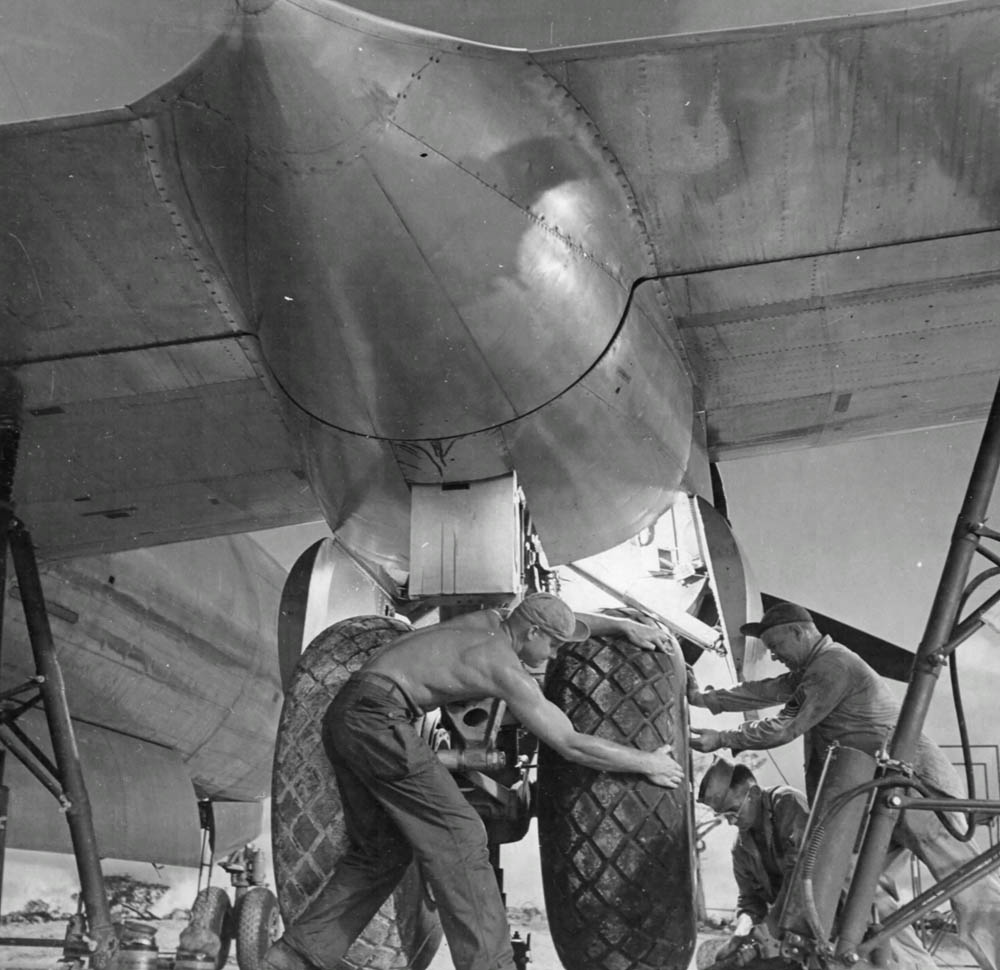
[
  {"left": 363, "top": 610, "right": 518, "bottom": 711},
  {"left": 265, "top": 595, "right": 683, "bottom": 970},
  {"left": 362, "top": 603, "right": 683, "bottom": 787}
]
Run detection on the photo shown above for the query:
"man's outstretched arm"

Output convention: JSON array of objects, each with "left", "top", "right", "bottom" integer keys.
[
  {"left": 499, "top": 666, "right": 684, "bottom": 787},
  {"left": 577, "top": 611, "right": 675, "bottom": 652}
]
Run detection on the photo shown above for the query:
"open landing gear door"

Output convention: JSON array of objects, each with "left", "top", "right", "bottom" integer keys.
[
  {"left": 564, "top": 495, "right": 761, "bottom": 672},
  {"left": 277, "top": 537, "right": 396, "bottom": 692},
  {"left": 689, "top": 495, "right": 762, "bottom": 679}
]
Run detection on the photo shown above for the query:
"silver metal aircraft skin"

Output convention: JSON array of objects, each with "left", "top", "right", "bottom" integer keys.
[
  {"left": 4, "top": 0, "right": 999, "bottom": 578},
  {"left": 0, "top": 531, "right": 287, "bottom": 864}
]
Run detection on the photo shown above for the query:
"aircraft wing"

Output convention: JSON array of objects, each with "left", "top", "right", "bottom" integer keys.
[
  {"left": 2, "top": 75, "right": 321, "bottom": 560},
  {"left": 4, "top": 0, "right": 1000, "bottom": 567},
  {"left": 525, "top": 2, "right": 1000, "bottom": 459}
]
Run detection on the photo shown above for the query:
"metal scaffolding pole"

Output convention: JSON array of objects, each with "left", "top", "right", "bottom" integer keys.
[
  {"left": 837, "top": 377, "right": 1000, "bottom": 961},
  {"left": 0, "top": 371, "right": 117, "bottom": 967},
  {"left": 7, "top": 522, "right": 119, "bottom": 968},
  {"left": 0, "top": 371, "right": 21, "bottom": 918}
]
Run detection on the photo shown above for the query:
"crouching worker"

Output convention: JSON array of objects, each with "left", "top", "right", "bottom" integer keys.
[
  {"left": 697, "top": 757, "right": 935, "bottom": 970},
  {"left": 264, "top": 593, "right": 684, "bottom": 970},
  {"left": 697, "top": 757, "right": 806, "bottom": 968}
]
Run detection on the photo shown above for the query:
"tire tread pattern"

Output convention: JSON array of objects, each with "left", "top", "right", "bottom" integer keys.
[
  {"left": 538, "top": 636, "right": 696, "bottom": 970},
  {"left": 235, "top": 887, "right": 281, "bottom": 970},
  {"left": 271, "top": 616, "right": 442, "bottom": 970},
  {"left": 190, "top": 886, "right": 234, "bottom": 970}
]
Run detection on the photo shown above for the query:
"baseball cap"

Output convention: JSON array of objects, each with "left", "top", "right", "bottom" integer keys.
[
  {"left": 740, "top": 601, "right": 814, "bottom": 637},
  {"left": 516, "top": 593, "right": 590, "bottom": 643}
]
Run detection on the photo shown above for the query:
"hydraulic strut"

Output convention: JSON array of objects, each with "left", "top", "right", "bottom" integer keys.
[
  {"left": 0, "top": 372, "right": 118, "bottom": 969},
  {"left": 837, "top": 376, "right": 1000, "bottom": 962}
]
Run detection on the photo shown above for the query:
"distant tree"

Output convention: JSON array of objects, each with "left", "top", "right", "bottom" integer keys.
[
  {"left": 3, "top": 899, "right": 56, "bottom": 923},
  {"left": 73, "top": 875, "right": 170, "bottom": 919}
]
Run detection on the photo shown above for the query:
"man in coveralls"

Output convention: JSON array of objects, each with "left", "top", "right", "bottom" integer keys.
[
  {"left": 265, "top": 592, "right": 684, "bottom": 970},
  {"left": 698, "top": 756, "right": 808, "bottom": 965},
  {"left": 688, "top": 601, "right": 1000, "bottom": 970},
  {"left": 697, "top": 757, "right": 933, "bottom": 970}
]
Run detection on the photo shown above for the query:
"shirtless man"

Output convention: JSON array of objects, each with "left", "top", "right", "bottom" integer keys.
[{"left": 264, "top": 592, "right": 684, "bottom": 970}]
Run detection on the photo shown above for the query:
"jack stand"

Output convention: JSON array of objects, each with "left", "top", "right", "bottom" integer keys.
[
  {"left": 0, "top": 372, "right": 117, "bottom": 968},
  {"left": 838, "top": 376, "right": 1000, "bottom": 961}
]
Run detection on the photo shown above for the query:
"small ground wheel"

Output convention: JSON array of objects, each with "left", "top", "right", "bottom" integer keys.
[
  {"left": 185, "top": 885, "right": 234, "bottom": 970},
  {"left": 235, "top": 886, "right": 282, "bottom": 970}
]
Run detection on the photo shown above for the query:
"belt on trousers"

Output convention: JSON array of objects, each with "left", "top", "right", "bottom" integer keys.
[{"left": 345, "top": 670, "right": 423, "bottom": 720}]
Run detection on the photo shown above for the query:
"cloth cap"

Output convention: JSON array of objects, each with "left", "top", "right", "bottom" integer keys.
[
  {"left": 516, "top": 593, "right": 590, "bottom": 643},
  {"left": 697, "top": 756, "right": 737, "bottom": 811},
  {"left": 740, "top": 601, "right": 814, "bottom": 637}
]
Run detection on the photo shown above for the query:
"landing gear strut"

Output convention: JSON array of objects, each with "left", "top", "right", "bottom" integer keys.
[{"left": 225, "top": 844, "right": 283, "bottom": 970}]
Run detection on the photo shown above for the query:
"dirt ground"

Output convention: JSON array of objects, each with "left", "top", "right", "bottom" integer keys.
[
  {"left": 0, "top": 914, "right": 547, "bottom": 970},
  {"left": 426, "top": 913, "right": 556, "bottom": 970},
  {"left": 0, "top": 918, "right": 979, "bottom": 970},
  {"left": 0, "top": 918, "right": 239, "bottom": 969},
  {"left": 0, "top": 913, "right": 637, "bottom": 970}
]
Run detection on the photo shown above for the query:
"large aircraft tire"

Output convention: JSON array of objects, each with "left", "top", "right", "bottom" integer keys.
[
  {"left": 271, "top": 615, "right": 443, "bottom": 970},
  {"left": 537, "top": 633, "right": 696, "bottom": 970}
]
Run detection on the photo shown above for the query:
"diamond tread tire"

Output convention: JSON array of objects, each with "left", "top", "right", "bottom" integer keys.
[
  {"left": 271, "top": 615, "right": 443, "bottom": 970},
  {"left": 538, "top": 634, "right": 695, "bottom": 970}
]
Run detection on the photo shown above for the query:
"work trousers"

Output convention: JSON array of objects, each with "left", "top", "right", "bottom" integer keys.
[
  {"left": 282, "top": 672, "right": 515, "bottom": 970},
  {"left": 891, "top": 815, "right": 1000, "bottom": 970},
  {"left": 873, "top": 858, "right": 937, "bottom": 970}
]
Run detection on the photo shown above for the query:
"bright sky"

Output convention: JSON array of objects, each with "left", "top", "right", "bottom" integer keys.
[
  {"left": 721, "top": 419, "right": 1000, "bottom": 756},
  {"left": 721, "top": 420, "right": 997, "bottom": 651}
]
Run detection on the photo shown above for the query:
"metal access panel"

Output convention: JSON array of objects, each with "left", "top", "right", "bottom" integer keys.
[{"left": 409, "top": 475, "right": 521, "bottom": 597}]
